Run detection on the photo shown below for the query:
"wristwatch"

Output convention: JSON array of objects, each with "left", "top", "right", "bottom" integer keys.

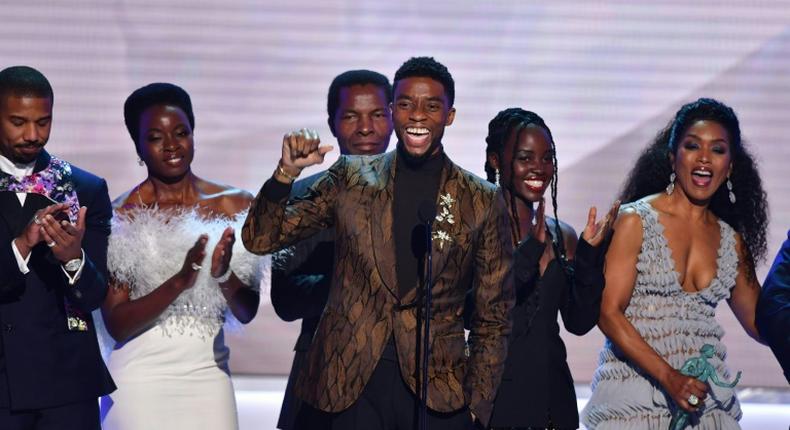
[{"left": 63, "top": 257, "right": 82, "bottom": 272}]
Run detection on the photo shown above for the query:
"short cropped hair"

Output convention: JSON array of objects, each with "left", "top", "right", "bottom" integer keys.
[
  {"left": 393, "top": 57, "right": 454, "bottom": 107},
  {"left": 327, "top": 70, "right": 392, "bottom": 123},
  {"left": 124, "top": 83, "right": 195, "bottom": 150},
  {"left": 0, "top": 65, "right": 54, "bottom": 102}
]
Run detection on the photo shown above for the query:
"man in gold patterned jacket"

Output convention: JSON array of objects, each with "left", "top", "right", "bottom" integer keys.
[{"left": 243, "top": 57, "right": 514, "bottom": 430}]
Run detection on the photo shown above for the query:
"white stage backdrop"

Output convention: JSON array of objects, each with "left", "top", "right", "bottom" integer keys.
[{"left": 2, "top": 0, "right": 789, "bottom": 387}]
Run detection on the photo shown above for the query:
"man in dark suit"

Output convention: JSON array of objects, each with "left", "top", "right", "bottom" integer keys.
[
  {"left": 245, "top": 57, "right": 514, "bottom": 430},
  {"left": 756, "top": 230, "right": 790, "bottom": 383},
  {"left": 0, "top": 66, "right": 115, "bottom": 429},
  {"left": 271, "top": 69, "right": 394, "bottom": 430}
]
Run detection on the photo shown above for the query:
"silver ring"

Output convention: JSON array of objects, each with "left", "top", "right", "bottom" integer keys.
[
  {"left": 46, "top": 241, "right": 57, "bottom": 248},
  {"left": 688, "top": 394, "right": 699, "bottom": 406},
  {"left": 34, "top": 216, "right": 42, "bottom": 225},
  {"left": 190, "top": 262, "right": 202, "bottom": 271}
]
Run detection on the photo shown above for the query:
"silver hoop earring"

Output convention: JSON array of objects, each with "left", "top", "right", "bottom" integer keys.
[
  {"left": 665, "top": 172, "right": 676, "bottom": 195},
  {"left": 727, "top": 176, "right": 736, "bottom": 203}
]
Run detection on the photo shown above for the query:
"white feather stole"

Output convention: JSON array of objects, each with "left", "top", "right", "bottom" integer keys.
[{"left": 106, "top": 206, "right": 268, "bottom": 339}]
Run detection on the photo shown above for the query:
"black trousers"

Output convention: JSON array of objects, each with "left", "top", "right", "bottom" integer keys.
[
  {"left": 295, "top": 341, "right": 473, "bottom": 430},
  {"left": 0, "top": 399, "right": 100, "bottom": 430}
]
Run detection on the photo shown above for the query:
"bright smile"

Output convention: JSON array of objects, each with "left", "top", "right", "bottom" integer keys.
[
  {"left": 164, "top": 156, "right": 184, "bottom": 166},
  {"left": 404, "top": 127, "right": 430, "bottom": 148},
  {"left": 690, "top": 168, "right": 713, "bottom": 187},
  {"left": 523, "top": 177, "right": 547, "bottom": 193}
]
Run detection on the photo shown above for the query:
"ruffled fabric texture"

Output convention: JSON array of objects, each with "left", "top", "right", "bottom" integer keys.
[
  {"left": 107, "top": 206, "right": 268, "bottom": 339},
  {"left": 582, "top": 200, "right": 741, "bottom": 429}
]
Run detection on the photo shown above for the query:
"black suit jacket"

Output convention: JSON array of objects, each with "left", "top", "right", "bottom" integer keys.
[
  {"left": 756, "top": 230, "right": 790, "bottom": 383},
  {"left": 0, "top": 151, "right": 115, "bottom": 410},
  {"left": 270, "top": 172, "right": 334, "bottom": 430}
]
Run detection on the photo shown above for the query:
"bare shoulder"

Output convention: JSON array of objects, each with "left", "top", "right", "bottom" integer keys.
[
  {"left": 612, "top": 206, "right": 642, "bottom": 234},
  {"left": 609, "top": 206, "right": 644, "bottom": 254},
  {"left": 111, "top": 187, "right": 141, "bottom": 213},
  {"left": 198, "top": 179, "right": 254, "bottom": 217},
  {"left": 731, "top": 229, "right": 752, "bottom": 263}
]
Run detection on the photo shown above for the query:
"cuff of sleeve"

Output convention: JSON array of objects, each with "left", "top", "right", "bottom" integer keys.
[
  {"left": 576, "top": 236, "right": 604, "bottom": 263},
  {"left": 574, "top": 237, "right": 604, "bottom": 287},
  {"left": 515, "top": 235, "right": 546, "bottom": 263},
  {"left": 262, "top": 177, "right": 292, "bottom": 202},
  {"left": 60, "top": 248, "right": 86, "bottom": 286},
  {"left": 11, "top": 240, "right": 31, "bottom": 274}
]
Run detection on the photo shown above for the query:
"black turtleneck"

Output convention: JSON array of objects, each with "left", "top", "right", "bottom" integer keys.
[{"left": 393, "top": 146, "right": 445, "bottom": 299}]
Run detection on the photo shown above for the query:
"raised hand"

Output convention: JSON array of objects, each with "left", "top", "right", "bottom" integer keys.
[
  {"left": 532, "top": 197, "right": 547, "bottom": 244},
  {"left": 40, "top": 206, "right": 87, "bottom": 263},
  {"left": 280, "top": 128, "right": 334, "bottom": 175},
  {"left": 663, "top": 368, "right": 709, "bottom": 413},
  {"left": 174, "top": 235, "right": 208, "bottom": 291},
  {"left": 582, "top": 200, "right": 620, "bottom": 247},
  {"left": 210, "top": 227, "right": 235, "bottom": 278}
]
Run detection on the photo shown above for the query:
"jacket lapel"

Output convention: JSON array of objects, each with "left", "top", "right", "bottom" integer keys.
[
  {"left": 0, "top": 192, "right": 25, "bottom": 234},
  {"left": 368, "top": 152, "right": 399, "bottom": 299},
  {"left": 33, "top": 150, "right": 51, "bottom": 173},
  {"left": 0, "top": 151, "right": 52, "bottom": 234},
  {"left": 429, "top": 157, "right": 461, "bottom": 282}
]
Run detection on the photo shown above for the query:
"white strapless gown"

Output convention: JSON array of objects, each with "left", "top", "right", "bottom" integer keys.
[{"left": 100, "top": 207, "right": 266, "bottom": 430}]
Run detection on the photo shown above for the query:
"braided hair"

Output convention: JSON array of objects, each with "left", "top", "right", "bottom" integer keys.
[{"left": 485, "top": 108, "right": 573, "bottom": 280}]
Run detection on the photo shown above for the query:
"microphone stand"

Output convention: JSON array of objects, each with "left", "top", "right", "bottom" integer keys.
[{"left": 419, "top": 206, "right": 435, "bottom": 430}]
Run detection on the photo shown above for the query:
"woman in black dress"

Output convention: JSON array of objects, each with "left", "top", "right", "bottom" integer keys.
[{"left": 480, "top": 108, "right": 618, "bottom": 429}]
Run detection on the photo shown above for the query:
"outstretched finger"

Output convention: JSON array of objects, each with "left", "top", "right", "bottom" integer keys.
[
  {"left": 534, "top": 198, "right": 547, "bottom": 243},
  {"left": 311, "top": 144, "right": 335, "bottom": 163},
  {"left": 606, "top": 200, "right": 621, "bottom": 227},
  {"left": 189, "top": 235, "right": 208, "bottom": 257},
  {"left": 586, "top": 206, "right": 598, "bottom": 232}
]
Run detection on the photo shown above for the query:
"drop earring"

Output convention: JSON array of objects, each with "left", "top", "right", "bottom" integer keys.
[
  {"left": 495, "top": 169, "right": 501, "bottom": 187},
  {"left": 665, "top": 172, "right": 676, "bottom": 195},
  {"left": 727, "top": 176, "right": 736, "bottom": 203},
  {"left": 137, "top": 156, "right": 144, "bottom": 166}
]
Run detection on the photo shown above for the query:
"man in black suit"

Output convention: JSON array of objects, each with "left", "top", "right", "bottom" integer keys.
[
  {"left": 0, "top": 66, "right": 115, "bottom": 429},
  {"left": 756, "top": 230, "right": 790, "bottom": 383},
  {"left": 272, "top": 69, "right": 393, "bottom": 430}
]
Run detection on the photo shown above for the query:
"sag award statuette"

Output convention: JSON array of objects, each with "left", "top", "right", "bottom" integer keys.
[{"left": 670, "top": 344, "right": 742, "bottom": 430}]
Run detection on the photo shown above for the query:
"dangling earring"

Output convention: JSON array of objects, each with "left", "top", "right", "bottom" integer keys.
[
  {"left": 727, "top": 176, "right": 736, "bottom": 203},
  {"left": 665, "top": 172, "right": 676, "bottom": 195},
  {"left": 495, "top": 169, "right": 501, "bottom": 187},
  {"left": 137, "top": 156, "right": 144, "bottom": 166}
]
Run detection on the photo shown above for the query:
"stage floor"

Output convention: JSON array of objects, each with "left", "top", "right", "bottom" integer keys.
[{"left": 233, "top": 376, "right": 790, "bottom": 429}]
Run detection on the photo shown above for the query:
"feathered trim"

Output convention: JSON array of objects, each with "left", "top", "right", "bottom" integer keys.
[{"left": 107, "top": 206, "right": 269, "bottom": 337}]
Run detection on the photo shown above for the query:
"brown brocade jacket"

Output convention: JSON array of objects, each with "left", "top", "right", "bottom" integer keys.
[{"left": 242, "top": 151, "right": 514, "bottom": 426}]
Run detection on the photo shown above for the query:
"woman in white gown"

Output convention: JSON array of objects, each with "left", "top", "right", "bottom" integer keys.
[{"left": 100, "top": 83, "right": 264, "bottom": 430}]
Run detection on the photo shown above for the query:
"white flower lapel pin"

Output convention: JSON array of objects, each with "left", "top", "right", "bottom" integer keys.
[{"left": 432, "top": 193, "right": 455, "bottom": 249}]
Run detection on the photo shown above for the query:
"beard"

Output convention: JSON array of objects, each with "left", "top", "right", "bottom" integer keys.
[
  {"left": 9, "top": 142, "right": 45, "bottom": 164},
  {"left": 396, "top": 139, "right": 443, "bottom": 168}
]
